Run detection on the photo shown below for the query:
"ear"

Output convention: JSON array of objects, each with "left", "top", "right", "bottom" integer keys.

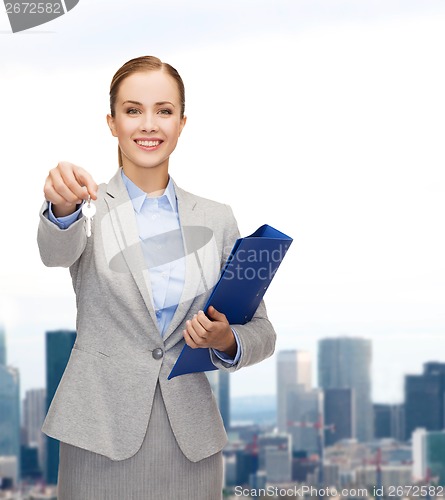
[
  {"left": 106, "top": 114, "right": 118, "bottom": 137},
  {"left": 178, "top": 115, "right": 187, "bottom": 137}
]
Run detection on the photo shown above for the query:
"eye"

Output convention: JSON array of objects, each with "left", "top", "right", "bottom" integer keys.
[
  {"left": 126, "top": 108, "right": 141, "bottom": 115},
  {"left": 158, "top": 108, "right": 173, "bottom": 115}
]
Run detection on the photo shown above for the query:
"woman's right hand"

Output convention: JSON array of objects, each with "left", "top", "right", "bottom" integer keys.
[{"left": 44, "top": 161, "right": 98, "bottom": 218}]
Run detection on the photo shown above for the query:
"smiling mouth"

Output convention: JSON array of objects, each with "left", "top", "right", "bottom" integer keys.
[{"left": 135, "top": 139, "right": 163, "bottom": 150}]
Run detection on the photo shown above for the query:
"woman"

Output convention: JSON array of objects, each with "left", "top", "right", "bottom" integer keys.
[{"left": 38, "top": 56, "right": 276, "bottom": 500}]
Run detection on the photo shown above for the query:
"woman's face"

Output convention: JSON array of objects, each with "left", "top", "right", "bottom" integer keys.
[{"left": 107, "top": 70, "right": 186, "bottom": 175}]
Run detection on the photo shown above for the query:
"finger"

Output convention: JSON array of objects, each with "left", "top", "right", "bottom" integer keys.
[
  {"left": 49, "top": 168, "right": 83, "bottom": 204},
  {"left": 186, "top": 315, "right": 206, "bottom": 347},
  {"left": 185, "top": 320, "right": 197, "bottom": 342},
  {"left": 207, "top": 305, "right": 228, "bottom": 323},
  {"left": 43, "top": 180, "right": 70, "bottom": 206},
  {"left": 74, "top": 167, "right": 98, "bottom": 200},
  {"left": 57, "top": 165, "right": 89, "bottom": 201},
  {"left": 55, "top": 162, "right": 98, "bottom": 201},
  {"left": 185, "top": 320, "right": 201, "bottom": 344},
  {"left": 191, "top": 315, "right": 208, "bottom": 337},
  {"left": 183, "top": 328, "right": 198, "bottom": 349},
  {"left": 196, "top": 310, "right": 213, "bottom": 330}
]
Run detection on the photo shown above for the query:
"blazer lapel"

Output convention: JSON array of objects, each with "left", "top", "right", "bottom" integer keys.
[
  {"left": 163, "top": 181, "right": 221, "bottom": 344},
  {"left": 103, "top": 168, "right": 160, "bottom": 333}
]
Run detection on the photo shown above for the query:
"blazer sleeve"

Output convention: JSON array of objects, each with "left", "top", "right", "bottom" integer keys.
[
  {"left": 37, "top": 200, "right": 87, "bottom": 268},
  {"left": 209, "top": 204, "right": 277, "bottom": 372}
]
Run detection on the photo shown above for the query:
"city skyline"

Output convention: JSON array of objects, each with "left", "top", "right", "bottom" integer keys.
[
  {"left": 3, "top": 321, "right": 445, "bottom": 408},
  {"left": 3, "top": 329, "right": 445, "bottom": 492},
  {"left": 3, "top": 316, "right": 445, "bottom": 405}
]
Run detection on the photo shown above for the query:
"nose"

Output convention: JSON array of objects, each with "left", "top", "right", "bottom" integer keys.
[{"left": 140, "top": 112, "right": 159, "bottom": 133}]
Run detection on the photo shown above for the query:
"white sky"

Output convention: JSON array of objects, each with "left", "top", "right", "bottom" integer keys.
[{"left": 1, "top": 0, "right": 445, "bottom": 404}]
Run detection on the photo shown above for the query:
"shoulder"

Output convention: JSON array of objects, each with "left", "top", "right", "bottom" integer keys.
[{"left": 173, "top": 181, "right": 235, "bottom": 219}]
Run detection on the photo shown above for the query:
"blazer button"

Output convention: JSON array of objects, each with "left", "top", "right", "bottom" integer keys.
[{"left": 152, "top": 348, "right": 164, "bottom": 360}]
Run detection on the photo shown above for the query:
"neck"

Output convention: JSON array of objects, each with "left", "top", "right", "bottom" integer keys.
[{"left": 122, "top": 164, "right": 169, "bottom": 195}]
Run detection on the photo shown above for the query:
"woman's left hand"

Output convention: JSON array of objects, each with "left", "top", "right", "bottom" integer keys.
[{"left": 183, "top": 306, "right": 237, "bottom": 357}]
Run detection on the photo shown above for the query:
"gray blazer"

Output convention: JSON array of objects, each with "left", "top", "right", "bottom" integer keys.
[{"left": 37, "top": 168, "right": 276, "bottom": 462}]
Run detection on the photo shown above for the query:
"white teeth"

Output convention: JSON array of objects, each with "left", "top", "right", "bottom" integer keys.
[{"left": 136, "top": 140, "right": 161, "bottom": 147}]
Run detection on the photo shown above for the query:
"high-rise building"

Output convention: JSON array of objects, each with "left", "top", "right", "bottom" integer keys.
[
  {"left": 373, "top": 404, "right": 405, "bottom": 441},
  {"left": 324, "top": 388, "right": 354, "bottom": 446},
  {"left": 0, "top": 456, "right": 18, "bottom": 489},
  {"left": 413, "top": 428, "right": 445, "bottom": 485},
  {"left": 318, "top": 337, "right": 373, "bottom": 442},
  {"left": 23, "top": 388, "right": 46, "bottom": 472},
  {"left": 257, "top": 433, "right": 292, "bottom": 484},
  {"left": 258, "top": 434, "right": 291, "bottom": 470},
  {"left": 44, "top": 330, "right": 76, "bottom": 486},
  {"left": 0, "top": 325, "right": 21, "bottom": 486},
  {"left": 374, "top": 404, "right": 392, "bottom": 438},
  {"left": 235, "top": 448, "right": 259, "bottom": 486},
  {"left": 405, "top": 362, "right": 445, "bottom": 441},
  {"left": 277, "top": 350, "right": 312, "bottom": 433},
  {"left": 206, "top": 370, "right": 230, "bottom": 429},
  {"left": 287, "top": 386, "right": 323, "bottom": 454},
  {"left": 264, "top": 445, "right": 292, "bottom": 484},
  {"left": 219, "top": 371, "right": 230, "bottom": 430},
  {"left": 0, "top": 324, "right": 6, "bottom": 366},
  {"left": 393, "top": 404, "right": 406, "bottom": 442},
  {"left": 412, "top": 428, "right": 427, "bottom": 482},
  {"left": 20, "top": 444, "right": 41, "bottom": 481}
]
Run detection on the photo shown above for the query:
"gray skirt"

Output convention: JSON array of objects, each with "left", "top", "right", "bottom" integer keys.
[{"left": 57, "top": 383, "right": 223, "bottom": 500}]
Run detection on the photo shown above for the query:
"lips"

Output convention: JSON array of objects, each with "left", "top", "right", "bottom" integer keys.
[{"left": 134, "top": 139, "right": 163, "bottom": 151}]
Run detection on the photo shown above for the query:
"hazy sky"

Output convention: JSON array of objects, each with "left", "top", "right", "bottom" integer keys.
[{"left": 1, "top": 0, "right": 445, "bottom": 404}]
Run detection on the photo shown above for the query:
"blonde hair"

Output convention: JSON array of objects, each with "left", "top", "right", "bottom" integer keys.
[{"left": 109, "top": 55, "right": 186, "bottom": 166}]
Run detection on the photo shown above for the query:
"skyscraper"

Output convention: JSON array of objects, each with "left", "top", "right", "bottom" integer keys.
[
  {"left": 0, "top": 325, "right": 21, "bottom": 485},
  {"left": 258, "top": 434, "right": 292, "bottom": 484},
  {"left": 44, "top": 330, "right": 76, "bottom": 486},
  {"left": 373, "top": 403, "right": 405, "bottom": 441},
  {"left": 405, "top": 362, "right": 445, "bottom": 441},
  {"left": 412, "top": 428, "right": 427, "bottom": 482},
  {"left": 219, "top": 371, "right": 230, "bottom": 429},
  {"left": 374, "top": 404, "right": 392, "bottom": 438},
  {"left": 277, "top": 350, "right": 312, "bottom": 433},
  {"left": 287, "top": 386, "right": 324, "bottom": 454},
  {"left": 413, "top": 428, "right": 445, "bottom": 484},
  {"left": 206, "top": 370, "right": 230, "bottom": 429},
  {"left": 318, "top": 337, "right": 373, "bottom": 442},
  {"left": 0, "top": 324, "right": 6, "bottom": 366},
  {"left": 23, "top": 388, "right": 46, "bottom": 472},
  {"left": 324, "top": 388, "right": 354, "bottom": 446}
]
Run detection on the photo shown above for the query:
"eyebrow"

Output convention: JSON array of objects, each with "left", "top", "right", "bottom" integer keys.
[{"left": 122, "top": 100, "right": 176, "bottom": 107}]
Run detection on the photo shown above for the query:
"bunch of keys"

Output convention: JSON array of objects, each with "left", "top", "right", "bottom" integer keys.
[{"left": 81, "top": 196, "right": 96, "bottom": 238}]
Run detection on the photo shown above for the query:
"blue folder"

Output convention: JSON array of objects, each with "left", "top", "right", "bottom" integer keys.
[{"left": 168, "top": 224, "right": 293, "bottom": 379}]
